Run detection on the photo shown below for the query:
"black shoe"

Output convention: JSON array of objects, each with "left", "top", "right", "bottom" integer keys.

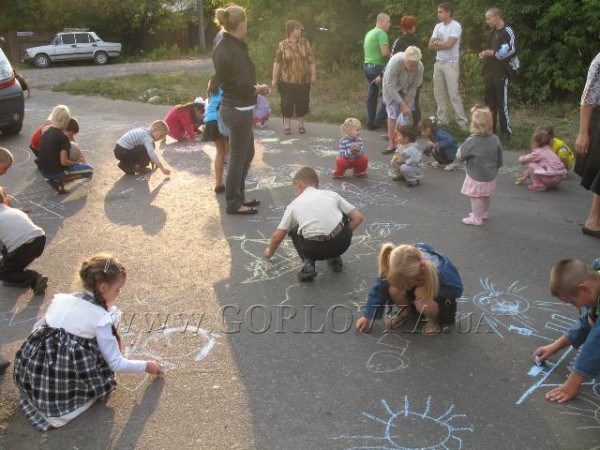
[
  {"left": 118, "top": 161, "right": 136, "bottom": 174},
  {"left": 298, "top": 261, "right": 317, "bottom": 282},
  {"left": 32, "top": 275, "right": 48, "bottom": 296},
  {"left": 327, "top": 256, "right": 343, "bottom": 272},
  {"left": 0, "top": 357, "right": 10, "bottom": 374},
  {"left": 382, "top": 147, "right": 395, "bottom": 155}
]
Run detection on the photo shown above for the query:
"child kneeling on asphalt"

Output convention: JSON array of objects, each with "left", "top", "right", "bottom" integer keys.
[
  {"left": 264, "top": 167, "right": 364, "bottom": 281},
  {"left": 114, "top": 120, "right": 171, "bottom": 176},
  {"left": 533, "top": 259, "right": 600, "bottom": 403},
  {"left": 0, "top": 187, "right": 48, "bottom": 295},
  {"left": 355, "top": 242, "right": 463, "bottom": 335}
]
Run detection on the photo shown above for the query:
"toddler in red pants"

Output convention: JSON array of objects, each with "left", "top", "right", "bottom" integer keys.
[{"left": 332, "top": 118, "right": 369, "bottom": 179}]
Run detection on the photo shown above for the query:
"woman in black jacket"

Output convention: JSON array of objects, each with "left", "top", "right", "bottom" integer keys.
[{"left": 213, "top": 4, "right": 270, "bottom": 215}]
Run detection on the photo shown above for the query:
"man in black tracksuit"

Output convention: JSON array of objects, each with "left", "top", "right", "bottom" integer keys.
[{"left": 479, "top": 7, "right": 518, "bottom": 140}]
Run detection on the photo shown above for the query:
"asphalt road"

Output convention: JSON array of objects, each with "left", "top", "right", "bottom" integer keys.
[{"left": 0, "top": 61, "right": 599, "bottom": 449}]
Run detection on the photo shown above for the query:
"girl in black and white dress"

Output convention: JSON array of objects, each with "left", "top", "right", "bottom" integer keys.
[{"left": 13, "top": 253, "right": 162, "bottom": 431}]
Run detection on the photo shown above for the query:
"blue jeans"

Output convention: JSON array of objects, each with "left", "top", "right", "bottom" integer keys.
[{"left": 364, "top": 64, "right": 387, "bottom": 128}]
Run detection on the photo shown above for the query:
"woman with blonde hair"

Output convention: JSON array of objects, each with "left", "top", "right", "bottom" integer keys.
[
  {"left": 271, "top": 19, "right": 317, "bottom": 135},
  {"left": 213, "top": 4, "right": 270, "bottom": 215},
  {"left": 355, "top": 242, "right": 463, "bottom": 335}
]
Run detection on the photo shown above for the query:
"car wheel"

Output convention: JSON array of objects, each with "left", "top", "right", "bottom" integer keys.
[
  {"left": 1, "top": 121, "right": 23, "bottom": 135},
  {"left": 34, "top": 54, "right": 50, "bottom": 69},
  {"left": 94, "top": 51, "right": 108, "bottom": 65}
]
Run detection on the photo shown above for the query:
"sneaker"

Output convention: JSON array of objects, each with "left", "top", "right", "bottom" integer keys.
[
  {"left": 462, "top": 215, "right": 483, "bottom": 225},
  {"left": 469, "top": 212, "right": 489, "bottom": 221},
  {"left": 430, "top": 161, "right": 441, "bottom": 168},
  {"left": 327, "top": 256, "right": 343, "bottom": 272},
  {"left": 298, "top": 261, "right": 317, "bottom": 282},
  {"left": 406, "top": 180, "right": 420, "bottom": 187},
  {"left": 392, "top": 175, "right": 402, "bottom": 181},
  {"left": 32, "top": 275, "right": 48, "bottom": 296},
  {"left": 382, "top": 148, "right": 395, "bottom": 155},
  {"left": 331, "top": 174, "right": 344, "bottom": 179},
  {"left": 527, "top": 183, "right": 547, "bottom": 191},
  {"left": 355, "top": 172, "right": 367, "bottom": 178},
  {"left": 444, "top": 162, "right": 456, "bottom": 171}
]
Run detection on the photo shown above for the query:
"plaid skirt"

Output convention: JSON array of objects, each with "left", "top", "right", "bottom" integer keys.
[{"left": 13, "top": 326, "right": 117, "bottom": 431}]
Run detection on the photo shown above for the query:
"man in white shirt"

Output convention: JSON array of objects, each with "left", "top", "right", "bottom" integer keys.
[{"left": 428, "top": 2, "right": 468, "bottom": 129}]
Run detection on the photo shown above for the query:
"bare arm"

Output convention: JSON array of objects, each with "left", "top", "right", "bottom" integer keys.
[
  {"left": 59, "top": 149, "right": 77, "bottom": 166},
  {"left": 264, "top": 229, "right": 288, "bottom": 258},
  {"left": 380, "top": 44, "right": 390, "bottom": 59},
  {"left": 431, "top": 36, "right": 458, "bottom": 51},
  {"left": 271, "top": 61, "right": 281, "bottom": 88},
  {"left": 309, "top": 62, "right": 317, "bottom": 83},
  {"left": 347, "top": 208, "right": 364, "bottom": 231},
  {"left": 575, "top": 104, "right": 594, "bottom": 155}
]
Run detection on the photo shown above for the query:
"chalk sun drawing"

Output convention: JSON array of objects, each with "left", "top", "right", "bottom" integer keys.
[{"left": 331, "top": 396, "right": 473, "bottom": 449}]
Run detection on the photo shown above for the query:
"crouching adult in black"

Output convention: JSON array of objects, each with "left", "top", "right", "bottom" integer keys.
[{"left": 264, "top": 167, "right": 364, "bottom": 281}]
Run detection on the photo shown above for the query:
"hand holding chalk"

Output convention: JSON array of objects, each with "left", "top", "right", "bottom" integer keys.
[{"left": 146, "top": 361, "right": 163, "bottom": 375}]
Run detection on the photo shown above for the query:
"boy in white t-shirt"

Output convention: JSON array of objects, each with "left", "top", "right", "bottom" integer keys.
[
  {"left": 264, "top": 167, "right": 364, "bottom": 281},
  {"left": 0, "top": 186, "right": 47, "bottom": 295}
]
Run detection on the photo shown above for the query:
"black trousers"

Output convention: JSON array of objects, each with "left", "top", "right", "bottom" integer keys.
[
  {"left": 0, "top": 235, "right": 46, "bottom": 287},
  {"left": 289, "top": 222, "right": 352, "bottom": 262},
  {"left": 114, "top": 144, "right": 151, "bottom": 173},
  {"left": 278, "top": 82, "right": 310, "bottom": 118},
  {"left": 484, "top": 70, "right": 512, "bottom": 137}
]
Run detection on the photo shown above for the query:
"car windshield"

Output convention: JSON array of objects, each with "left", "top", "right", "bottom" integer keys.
[{"left": 0, "top": 49, "right": 14, "bottom": 83}]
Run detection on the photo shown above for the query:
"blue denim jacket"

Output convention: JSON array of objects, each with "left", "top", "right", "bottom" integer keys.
[
  {"left": 566, "top": 307, "right": 600, "bottom": 377},
  {"left": 362, "top": 243, "right": 463, "bottom": 320}
]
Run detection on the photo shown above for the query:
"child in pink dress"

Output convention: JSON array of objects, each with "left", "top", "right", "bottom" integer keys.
[
  {"left": 516, "top": 129, "right": 567, "bottom": 191},
  {"left": 456, "top": 106, "right": 503, "bottom": 226}
]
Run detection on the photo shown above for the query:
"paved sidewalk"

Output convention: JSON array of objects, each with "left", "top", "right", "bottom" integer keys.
[{"left": 0, "top": 85, "right": 598, "bottom": 449}]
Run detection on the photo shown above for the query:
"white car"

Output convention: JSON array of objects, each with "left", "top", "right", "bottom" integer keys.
[{"left": 22, "top": 31, "right": 122, "bottom": 68}]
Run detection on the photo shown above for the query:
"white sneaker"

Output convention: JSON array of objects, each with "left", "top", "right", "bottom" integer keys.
[
  {"left": 430, "top": 161, "right": 441, "bottom": 168},
  {"left": 444, "top": 162, "right": 456, "bottom": 171}
]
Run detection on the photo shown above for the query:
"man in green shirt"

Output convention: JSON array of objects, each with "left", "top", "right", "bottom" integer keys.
[{"left": 364, "top": 13, "right": 391, "bottom": 130}]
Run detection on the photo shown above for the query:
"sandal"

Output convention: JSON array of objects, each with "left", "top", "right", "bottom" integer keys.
[
  {"left": 284, "top": 128, "right": 292, "bottom": 135},
  {"left": 242, "top": 198, "right": 260, "bottom": 207},
  {"left": 298, "top": 126, "right": 306, "bottom": 134},
  {"left": 226, "top": 206, "right": 258, "bottom": 215},
  {"left": 385, "top": 310, "right": 409, "bottom": 329},
  {"left": 422, "top": 321, "right": 441, "bottom": 336},
  {"left": 47, "top": 179, "right": 66, "bottom": 194}
]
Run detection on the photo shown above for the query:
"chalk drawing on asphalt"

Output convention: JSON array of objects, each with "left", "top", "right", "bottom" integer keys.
[
  {"left": 365, "top": 333, "right": 411, "bottom": 374},
  {"left": 123, "top": 325, "right": 220, "bottom": 372},
  {"left": 331, "top": 396, "right": 473, "bottom": 449},
  {"left": 228, "top": 222, "right": 408, "bottom": 284}
]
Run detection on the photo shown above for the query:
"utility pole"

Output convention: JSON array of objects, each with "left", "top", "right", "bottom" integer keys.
[{"left": 197, "top": 0, "right": 206, "bottom": 53}]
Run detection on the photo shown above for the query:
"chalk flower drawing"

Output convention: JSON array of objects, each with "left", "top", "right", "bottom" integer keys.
[{"left": 332, "top": 396, "right": 473, "bottom": 449}]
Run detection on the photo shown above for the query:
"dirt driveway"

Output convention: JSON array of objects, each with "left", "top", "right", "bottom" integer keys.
[{"left": 19, "top": 58, "right": 213, "bottom": 88}]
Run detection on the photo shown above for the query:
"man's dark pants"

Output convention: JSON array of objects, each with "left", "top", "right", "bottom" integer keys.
[
  {"left": 484, "top": 70, "right": 512, "bottom": 138},
  {"left": 364, "top": 64, "right": 388, "bottom": 129}
]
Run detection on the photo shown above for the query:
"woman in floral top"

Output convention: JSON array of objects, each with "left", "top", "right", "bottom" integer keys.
[
  {"left": 575, "top": 52, "right": 600, "bottom": 238},
  {"left": 271, "top": 20, "right": 317, "bottom": 135}
]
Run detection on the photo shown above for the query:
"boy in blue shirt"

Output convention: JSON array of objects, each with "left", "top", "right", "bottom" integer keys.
[{"left": 534, "top": 259, "right": 600, "bottom": 403}]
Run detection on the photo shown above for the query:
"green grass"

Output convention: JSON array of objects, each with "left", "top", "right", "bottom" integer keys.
[{"left": 51, "top": 66, "right": 581, "bottom": 151}]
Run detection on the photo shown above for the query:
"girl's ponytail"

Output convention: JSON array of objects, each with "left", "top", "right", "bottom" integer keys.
[{"left": 378, "top": 243, "right": 394, "bottom": 277}]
